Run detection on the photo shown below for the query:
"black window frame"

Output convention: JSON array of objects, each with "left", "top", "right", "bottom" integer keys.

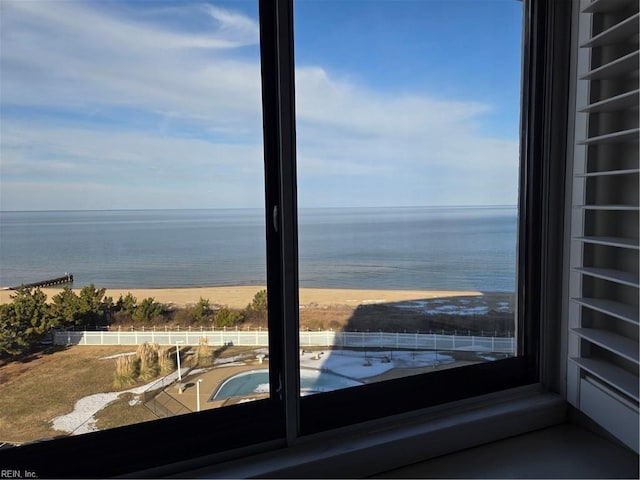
[{"left": 0, "top": 0, "right": 571, "bottom": 476}]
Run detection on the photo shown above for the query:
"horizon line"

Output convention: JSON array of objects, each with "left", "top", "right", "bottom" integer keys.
[{"left": 0, "top": 204, "right": 519, "bottom": 214}]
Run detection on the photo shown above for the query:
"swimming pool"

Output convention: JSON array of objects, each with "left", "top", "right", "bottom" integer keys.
[{"left": 210, "top": 368, "right": 362, "bottom": 401}]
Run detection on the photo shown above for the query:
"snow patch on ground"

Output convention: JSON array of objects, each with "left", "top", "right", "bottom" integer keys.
[
  {"left": 51, "top": 369, "right": 185, "bottom": 435},
  {"left": 299, "top": 349, "right": 455, "bottom": 379},
  {"left": 188, "top": 368, "right": 209, "bottom": 375},
  {"left": 479, "top": 354, "right": 502, "bottom": 361},
  {"left": 496, "top": 302, "right": 511, "bottom": 312},
  {"left": 214, "top": 361, "right": 247, "bottom": 368},
  {"left": 254, "top": 383, "right": 270, "bottom": 394},
  {"left": 300, "top": 351, "right": 393, "bottom": 379},
  {"left": 214, "top": 354, "right": 250, "bottom": 365},
  {"left": 100, "top": 352, "right": 136, "bottom": 360},
  {"left": 394, "top": 299, "right": 491, "bottom": 316},
  {"left": 237, "top": 398, "right": 258, "bottom": 403}
]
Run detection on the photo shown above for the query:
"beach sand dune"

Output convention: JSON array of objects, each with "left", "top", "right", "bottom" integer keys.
[{"left": 0, "top": 286, "right": 483, "bottom": 309}]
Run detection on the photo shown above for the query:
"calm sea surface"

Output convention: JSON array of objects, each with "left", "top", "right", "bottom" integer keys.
[{"left": 0, "top": 207, "right": 516, "bottom": 292}]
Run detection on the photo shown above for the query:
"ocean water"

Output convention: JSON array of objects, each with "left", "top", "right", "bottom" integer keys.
[{"left": 0, "top": 207, "right": 516, "bottom": 292}]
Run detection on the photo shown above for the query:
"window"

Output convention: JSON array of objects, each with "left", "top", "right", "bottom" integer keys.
[
  {"left": 0, "top": 1, "right": 285, "bottom": 474},
  {"left": 294, "top": 0, "right": 522, "bottom": 388},
  {"left": 0, "top": 0, "right": 573, "bottom": 476},
  {"left": 293, "top": 0, "right": 533, "bottom": 434}
]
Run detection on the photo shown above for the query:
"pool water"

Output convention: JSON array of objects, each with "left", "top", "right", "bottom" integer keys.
[{"left": 210, "top": 368, "right": 362, "bottom": 401}]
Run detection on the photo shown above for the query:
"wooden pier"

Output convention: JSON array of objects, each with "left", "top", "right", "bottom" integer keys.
[{"left": 10, "top": 273, "right": 74, "bottom": 290}]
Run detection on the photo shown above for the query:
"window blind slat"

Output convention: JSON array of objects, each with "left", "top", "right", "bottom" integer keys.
[
  {"left": 583, "top": 0, "right": 638, "bottom": 14},
  {"left": 576, "top": 169, "right": 640, "bottom": 177},
  {"left": 580, "top": 12, "right": 640, "bottom": 48},
  {"left": 578, "top": 128, "right": 640, "bottom": 145},
  {"left": 575, "top": 235, "right": 640, "bottom": 249},
  {"left": 579, "top": 89, "right": 640, "bottom": 113},
  {"left": 575, "top": 204, "right": 640, "bottom": 211},
  {"left": 579, "top": 49, "right": 639, "bottom": 80},
  {"left": 573, "top": 267, "right": 639, "bottom": 287},
  {"left": 572, "top": 328, "right": 639, "bottom": 363},
  {"left": 569, "top": 357, "right": 639, "bottom": 401},
  {"left": 573, "top": 297, "right": 640, "bottom": 325}
]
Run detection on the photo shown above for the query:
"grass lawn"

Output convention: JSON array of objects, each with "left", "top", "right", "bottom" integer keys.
[
  {"left": 94, "top": 392, "right": 157, "bottom": 431},
  {"left": 0, "top": 346, "right": 153, "bottom": 444},
  {"left": 0, "top": 344, "right": 265, "bottom": 444}
]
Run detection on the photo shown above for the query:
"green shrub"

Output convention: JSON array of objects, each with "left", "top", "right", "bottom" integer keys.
[
  {"left": 192, "top": 298, "right": 213, "bottom": 323},
  {"left": 247, "top": 289, "right": 267, "bottom": 312},
  {"left": 214, "top": 307, "right": 244, "bottom": 328},
  {"left": 132, "top": 298, "right": 163, "bottom": 323},
  {"left": 116, "top": 293, "right": 137, "bottom": 315},
  {"left": 0, "top": 287, "right": 50, "bottom": 357}
]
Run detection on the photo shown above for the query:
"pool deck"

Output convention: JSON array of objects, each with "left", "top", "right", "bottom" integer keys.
[{"left": 163, "top": 360, "right": 270, "bottom": 412}]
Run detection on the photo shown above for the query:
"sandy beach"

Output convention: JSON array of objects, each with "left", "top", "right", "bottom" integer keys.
[{"left": 0, "top": 285, "right": 483, "bottom": 308}]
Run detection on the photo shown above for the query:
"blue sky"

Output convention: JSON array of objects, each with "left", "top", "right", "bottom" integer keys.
[{"left": 0, "top": 0, "right": 522, "bottom": 211}]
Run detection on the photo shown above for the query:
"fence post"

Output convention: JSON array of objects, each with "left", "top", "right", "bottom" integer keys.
[
  {"left": 434, "top": 332, "right": 437, "bottom": 351},
  {"left": 101, "top": 330, "right": 104, "bottom": 345},
  {"left": 117, "top": 327, "right": 120, "bottom": 345},
  {"left": 135, "top": 331, "right": 138, "bottom": 345},
  {"left": 151, "top": 329, "right": 154, "bottom": 343},
  {"left": 83, "top": 331, "right": 87, "bottom": 345},
  {"left": 453, "top": 334, "right": 456, "bottom": 350},
  {"left": 492, "top": 336, "right": 495, "bottom": 352}
]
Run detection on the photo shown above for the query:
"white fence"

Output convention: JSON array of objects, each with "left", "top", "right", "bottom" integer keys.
[{"left": 54, "top": 330, "right": 514, "bottom": 353}]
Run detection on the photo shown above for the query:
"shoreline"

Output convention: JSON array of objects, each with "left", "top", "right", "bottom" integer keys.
[{"left": 0, "top": 285, "right": 497, "bottom": 309}]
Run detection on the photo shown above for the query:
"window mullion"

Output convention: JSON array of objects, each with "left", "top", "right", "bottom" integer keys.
[{"left": 262, "top": 0, "right": 301, "bottom": 444}]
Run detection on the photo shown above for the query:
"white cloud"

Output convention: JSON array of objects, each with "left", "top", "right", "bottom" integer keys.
[
  {"left": 1, "top": 0, "right": 263, "bottom": 131},
  {"left": 0, "top": 1, "right": 519, "bottom": 210},
  {"left": 1, "top": 122, "right": 264, "bottom": 182},
  {"left": 205, "top": 4, "right": 260, "bottom": 43},
  {"left": 293, "top": 66, "right": 519, "bottom": 207}
]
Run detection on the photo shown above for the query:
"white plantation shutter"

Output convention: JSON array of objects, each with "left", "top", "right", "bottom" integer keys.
[{"left": 567, "top": 0, "right": 639, "bottom": 453}]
